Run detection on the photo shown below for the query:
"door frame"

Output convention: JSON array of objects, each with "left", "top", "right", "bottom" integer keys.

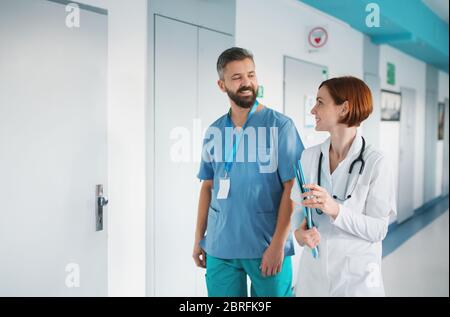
[{"left": 47, "top": 0, "right": 107, "bottom": 14}]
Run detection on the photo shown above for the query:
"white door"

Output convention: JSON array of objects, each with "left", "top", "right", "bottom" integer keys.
[
  {"left": 0, "top": 0, "right": 108, "bottom": 296},
  {"left": 154, "top": 15, "right": 232, "bottom": 296},
  {"left": 443, "top": 99, "right": 449, "bottom": 196},
  {"left": 363, "top": 73, "right": 381, "bottom": 148},
  {"left": 397, "top": 87, "right": 416, "bottom": 223},
  {"left": 284, "top": 56, "right": 329, "bottom": 148},
  {"left": 424, "top": 90, "right": 439, "bottom": 202}
]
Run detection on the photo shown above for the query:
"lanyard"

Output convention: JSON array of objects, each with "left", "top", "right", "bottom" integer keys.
[{"left": 224, "top": 100, "right": 259, "bottom": 177}]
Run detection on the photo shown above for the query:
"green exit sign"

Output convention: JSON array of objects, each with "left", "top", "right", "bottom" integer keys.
[
  {"left": 387, "top": 62, "right": 396, "bottom": 85},
  {"left": 257, "top": 85, "right": 264, "bottom": 98}
]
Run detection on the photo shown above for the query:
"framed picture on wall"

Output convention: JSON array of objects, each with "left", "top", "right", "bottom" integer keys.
[
  {"left": 438, "top": 102, "right": 445, "bottom": 140},
  {"left": 381, "top": 90, "right": 402, "bottom": 121}
]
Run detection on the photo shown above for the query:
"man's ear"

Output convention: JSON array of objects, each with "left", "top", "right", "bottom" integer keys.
[{"left": 217, "top": 79, "right": 226, "bottom": 92}]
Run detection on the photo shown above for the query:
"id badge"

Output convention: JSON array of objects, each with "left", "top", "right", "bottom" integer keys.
[{"left": 217, "top": 177, "right": 230, "bottom": 199}]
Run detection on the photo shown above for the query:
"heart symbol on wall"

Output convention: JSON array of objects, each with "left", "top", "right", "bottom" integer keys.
[{"left": 308, "top": 27, "right": 328, "bottom": 49}]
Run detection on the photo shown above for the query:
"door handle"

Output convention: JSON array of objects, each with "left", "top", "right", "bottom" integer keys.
[{"left": 96, "top": 184, "right": 108, "bottom": 231}]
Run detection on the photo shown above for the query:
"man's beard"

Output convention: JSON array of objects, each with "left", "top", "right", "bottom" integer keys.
[{"left": 226, "top": 85, "right": 257, "bottom": 109}]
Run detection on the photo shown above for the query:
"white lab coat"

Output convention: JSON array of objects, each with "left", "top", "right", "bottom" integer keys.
[{"left": 291, "top": 131, "right": 397, "bottom": 297}]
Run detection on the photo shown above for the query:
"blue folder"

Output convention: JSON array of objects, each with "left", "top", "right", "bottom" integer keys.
[{"left": 293, "top": 160, "right": 319, "bottom": 259}]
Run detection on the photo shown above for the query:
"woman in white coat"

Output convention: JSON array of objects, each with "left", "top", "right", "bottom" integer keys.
[{"left": 291, "top": 76, "right": 396, "bottom": 297}]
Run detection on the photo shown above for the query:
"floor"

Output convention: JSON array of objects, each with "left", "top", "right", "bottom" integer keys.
[{"left": 382, "top": 210, "right": 449, "bottom": 297}]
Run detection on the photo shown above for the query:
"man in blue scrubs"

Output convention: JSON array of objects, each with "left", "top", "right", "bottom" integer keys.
[{"left": 193, "top": 47, "right": 304, "bottom": 297}]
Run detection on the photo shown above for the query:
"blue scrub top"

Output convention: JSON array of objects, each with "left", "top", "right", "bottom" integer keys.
[{"left": 197, "top": 106, "right": 304, "bottom": 259}]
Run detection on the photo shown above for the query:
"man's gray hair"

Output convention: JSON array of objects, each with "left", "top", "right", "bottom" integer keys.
[{"left": 216, "top": 47, "right": 254, "bottom": 80}]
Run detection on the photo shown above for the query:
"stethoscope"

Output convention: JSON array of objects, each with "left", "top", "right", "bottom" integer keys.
[{"left": 315, "top": 136, "right": 366, "bottom": 215}]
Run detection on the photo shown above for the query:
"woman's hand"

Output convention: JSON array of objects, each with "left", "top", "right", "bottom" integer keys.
[
  {"left": 301, "top": 184, "right": 340, "bottom": 219},
  {"left": 294, "top": 218, "right": 320, "bottom": 248}
]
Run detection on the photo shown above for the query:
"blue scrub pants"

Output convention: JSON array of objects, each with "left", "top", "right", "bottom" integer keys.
[{"left": 205, "top": 254, "right": 293, "bottom": 297}]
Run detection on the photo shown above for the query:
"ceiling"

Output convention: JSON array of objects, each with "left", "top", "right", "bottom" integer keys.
[
  {"left": 422, "top": 0, "right": 449, "bottom": 24},
  {"left": 300, "top": 0, "right": 449, "bottom": 72}
]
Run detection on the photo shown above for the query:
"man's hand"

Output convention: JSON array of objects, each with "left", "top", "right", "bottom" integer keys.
[
  {"left": 258, "top": 179, "right": 293, "bottom": 277},
  {"left": 192, "top": 241, "right": 206, "bottom": 268},
  {"left": 193, "top": 180, "right": 212, "bottom": 269},
  {"left": 260, "top": 243, "right": 284, "bottom": 277}
]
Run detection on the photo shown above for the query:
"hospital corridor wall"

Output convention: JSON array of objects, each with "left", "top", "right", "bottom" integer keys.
[{"left": 0, "top": 0, "right": 448, "bottom": 297}]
